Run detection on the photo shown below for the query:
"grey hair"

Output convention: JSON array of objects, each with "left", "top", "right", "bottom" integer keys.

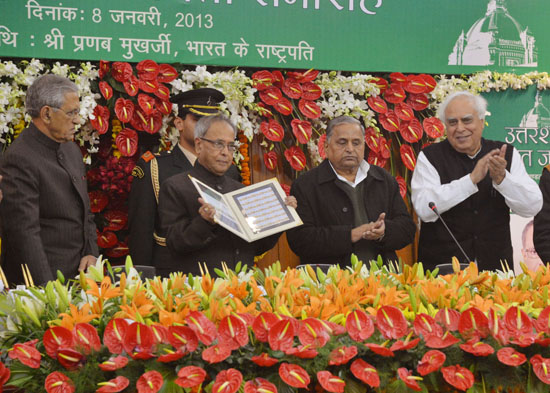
[
  {"left": 26, "top": 74, "right": 79, "bottom": 118},
  {"left": 437, "top": 91, "right": 487, "bottom": 123},
  {"left": 194, "top": 113, "right": 237, "bottom": 139},
  {"left": 326, "top": 116, "right": 365, "bottom": 141}
]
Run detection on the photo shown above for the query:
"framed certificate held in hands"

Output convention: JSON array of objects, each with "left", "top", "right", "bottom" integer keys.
[{"left": 189, "top": 176, "right": 302, "bottom": 242}]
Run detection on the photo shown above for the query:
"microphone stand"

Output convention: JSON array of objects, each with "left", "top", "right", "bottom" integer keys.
[{"left": 428, "top": 202, "right": 471, "bottom": 265}]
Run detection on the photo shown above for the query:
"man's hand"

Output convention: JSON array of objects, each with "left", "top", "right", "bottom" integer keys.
[
  {"left": 488, "top": 144, "right": 507, "bottom": 185},
  {"left": 198, "top": 197, "right": 217, "bottom": 224},
  {"left": 284, "top": 195, "right": 297, "bottom": 209},
  {"left": 351, "top": 213, "right": 386, "bottom": 242},
  {"left": 470, "top": 148, "right": 499, "bottom": 184},
  {"left": 78, "top": 255, "right": 97, "bottom": 272}
]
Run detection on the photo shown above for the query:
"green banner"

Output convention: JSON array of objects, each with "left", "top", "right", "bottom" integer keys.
[{"left": 1, "top": 0, "right": 548, "bottom": 73}]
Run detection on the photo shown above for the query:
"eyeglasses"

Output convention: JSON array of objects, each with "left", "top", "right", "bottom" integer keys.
[
  {"left": 200, "top": 137, "right": 237, "bottom": 153},
  {"left": 52, "top": 107, "right": 81, "bottom": 118}
]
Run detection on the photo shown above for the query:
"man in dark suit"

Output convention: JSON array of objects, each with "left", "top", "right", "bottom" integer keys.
[
  {"left": 128, "top": 88, "right": 227, "bottom": 269},
  {"left": 0, "top": 74, "right": 98, "bottom": 285},
  {"left": 286, "top": 116, "right": 416, "bottom": 266}
]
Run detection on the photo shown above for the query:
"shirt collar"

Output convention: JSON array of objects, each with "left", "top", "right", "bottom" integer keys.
[
  {"left": 178, "top": 143, "right": 197, "bottom": 165},
  {"left": 329, "top": 159, "right": 370, "bottom": 188}
]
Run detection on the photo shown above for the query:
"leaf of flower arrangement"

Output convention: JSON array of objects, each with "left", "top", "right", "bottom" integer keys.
[
  {"left": 268, "top": 318, "right": 296, "bottom": 351},
  {"left": 252, "top": 70, "right": 275, "bottom": 91},
  {"left": 417, "top": 350, "right": 446, "bottom": 376},
  {"left": 97, "top": 230, "right": 117, "bottom": 249},
  {"left": 458, "top": 307, "right": 490, "bottom": 339},
  {"left": 400, "top": 144, "right": 416, "bottom": 171},
  {"left": 291, "top": 119, "right": 313, "bottom": 144},
  {"left": 301, "top": 82, "right": 322, "bottom": 100},
  {"left": 57, "top": 348, "right": 84, "bottom": 370},
  {"left": 328, "top": 345, "right": 358, "bottom": 366},
  {"left": 74, "top": 322, "right": 101, "bottom": 354},
  {"left": 318, "top": 134, "right": 326, "bottom": 159},
  {"left": 176, "top": 366, "right": 207, "bottom": 388},
  {"left": 284, "top": 146, "right": 307, "bottom": 171},
  {"left": 389, "top": 72, "right": 407, "bottom": 86},
  {"left": 441, "top": 365, "right": 474, "bottom": 391},
  {"left": 407, "top": 92, "right": 429, "bottom": 111},
  {"left": 116, "top": 128, "right": 138, "bottom": 157},
  {"left": 43, "top": 326, "right": 74, "bottom": 358},
  {"left": 139, "top": 78, "right": 159, "bottom": 94},
  {"left": 365, "top": 127, "right": 381, "bottom": 153},
  {"left": 99, "top": 60, "right": 110, "bottom": 79},
  {"left": 279, "top": 363, "right": 310, "bottom": 389},
  {"left": 367, "top": 96, "right": 388, "bottom": 114},
  {"left": 399, "top": 118, "right": 423, "bottom": 143},
  {"left": 298, "top": 99, "right": 321, "bottom": 119},
  {"left": 157, "top": 63, "right": 178, "bottom": 83},
  {"left": 99, "top": 81, "right": 113, "bottom": 100},
  {"left": 244, "top": 378, "right": 278, "bottom": 393},
  {"left": 111, "top": 61, "right": 133, "bottom": 82},
  {"left": 345, "top": 309, "right": 374, "bottom": 342},
  {"left": 88, "top": 190, "right": 109, "bottom": 213},
  {"left": 404, "top": 74, "right": 427, "bottom": 94},
  {"left": 350, "top": 359, "right": 380, "bottom": 388},
  {"left": 123, "top": 75, "right": 139, "bottom": 97},
  {"left": 287, "top": 69, "right": 319, "bottom": 83},
  {"left": 260, "top": 119, "right": 284, "bottom": 142},
  {"left": 274, "top": 97, "right": 293, "bottom": 116},
  {"left": 104, "top": 210, "right": 127, "bottom": 231},
  {"left": 9, "top": 342, "right": 41, "bottom": 368},
  {"left": 251, "top": 353, "right": 279, "bottom": 367},
  {"left": 298, "top": 317, "right": 330, "bottom": 347},
  {"left": 282, "top": 78, "right": 303, "bottom": 99},
  {"left": 395, "top": 175, "right": 407, "bottom": 199},
  {"left": 45, "top": 372, "right": 75, "bottom": 393},
  {"left": 420, "top": 74, "right": 437, "bottom": 93},
  {"left": 90, "top": 105, "right": 110, "bottom": 134},
  {"left": 137, "top": 94, "right": 156, "bottom": 115},
  {"left": 103, "top": 318, "right": 129, "bottom": 354},
  {"left": 263, "top": 151, "right": 278, "bottom": 171},
  {"left": 372, "top": 77, "right": 388, "bottom": 93},
  {"left": 154, "top": 83, "right": 171, "bottom": 101},
  {"left": 317, "top": 371, "right": 345, "bottom": 393},
  {"left": 379, "top": 110, "right": 400, "bottom": 132},
  {"left": 212, "top": 369, "right": 243, "bottom": 393},
  {"left": 218, "top": 314, "right": 249, "bottom": 350},
  {"left": 186, "top": 311, "right": 218, "bottom": 346},
  {"left": 260, "top": 86, "right": 282, "bottom": 105},
  {"left": 137, "top": 370, "right": 163, "bottom": 393},
  {"left": 423, "top": 117, "right": 445, "bottom": 139},
  {"left": 435, "top": 308, "right": 461, "bottom": 331},
  {"left": 97, "top": 376, "right": 130, "bottom": 393},
  {"left": 395, "top": 102, "right": 415, "bottom": 121},
  {"left": 114, "top": 98, "right": 134, "bottom": 123},
  {"left": 397, "top": 368, "right": 422, "bottom": 392},
  {"left": 98, "top": 355, "right": 129, "bottom": 371},
  {"left": 497, "top": 347, "right": 526, "bottom": 367}
]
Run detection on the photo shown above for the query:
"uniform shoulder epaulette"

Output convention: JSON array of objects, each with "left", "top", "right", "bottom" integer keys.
[
  {"left": 141, "top": 151, "right": 155, "bottom": 163},
  {"left": 545, "top": 164, "right": 550, "bottom": 172}
]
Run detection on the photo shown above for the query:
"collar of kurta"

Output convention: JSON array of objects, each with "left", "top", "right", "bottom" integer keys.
[
  {"left": 192, "top": 160, "right": 229, "bottom": 186},
  {"left": 29, "top": 122, "right": 61, "bottom": 150},
  {"left": 317, "top": 159, "right": 385, "bottom": 185}
]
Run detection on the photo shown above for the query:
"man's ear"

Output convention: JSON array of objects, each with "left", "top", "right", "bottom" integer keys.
[
  {"left": 40, "top": 106, "right": 52, "bottom": 123},
  {"left": 194, "top": 137, "right": 202, "bottom": 154},
  {"left": 174, "top": 116, "right": 184, "bottom": 130}
]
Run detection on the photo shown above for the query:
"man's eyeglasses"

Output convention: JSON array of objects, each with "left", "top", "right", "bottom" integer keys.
[
  {"left": 200, "top": 137, "right": 238, "bottom": 153},
  {"left": 51, "top": 107, "right": 80, "bottom": 118}
]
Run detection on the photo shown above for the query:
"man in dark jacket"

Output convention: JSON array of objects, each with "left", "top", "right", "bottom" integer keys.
[
  {"left": 0, "top": 74, "right": 98, "bottom": 285},
  {"left": 534, "top": 165, "right": 550, "bottom": 264},
  {"left": 286, "top": 116, "right": 416, "bottom": 266},
  {"left": 157, "top": 114, "right": 296, "bottom": 277}
]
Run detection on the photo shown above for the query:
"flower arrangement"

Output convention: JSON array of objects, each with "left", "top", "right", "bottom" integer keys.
[{"left": 1, "top": 258, "right": 550, "bottom": 393}]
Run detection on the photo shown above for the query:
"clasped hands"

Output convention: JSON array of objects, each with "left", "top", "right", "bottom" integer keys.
[
  {"left": 351, "top": 212, "right": 385, "bottom": 243},
  {"left": 470, "top": 144, "right": 507, "bottom": 185}
]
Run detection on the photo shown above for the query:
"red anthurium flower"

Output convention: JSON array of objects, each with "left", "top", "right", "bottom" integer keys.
[
  {"left": 116, "top": 128, "right": 138, "bottom": 157},
  {"left": 400, "top": 144, "right": 416, "bottom": 171},
  {"left": 423, "top": 117, "right": 445, "bottom": 139},
  {"left": 384, "top": 84, "right": 406, "bottom": 104},
  {"left": 458, "top": 307, "right": 490, "bottom": 339},
  {"left": 399, "top": 118, "right": 423, "bottom": 143},
  {"left": 291, "top": 119, "right": 313, "bottom": 144},
  {"left": 138, "top": 94, "right": 156, "bottom": 115},
  {"left": 279, "top": 363, "right": 310, "bottom": 389},
  {"left": 328, "top": 345, "right": 358, "bottom": 366},
  {"left": 318, "top": 134, "right": 326, "bottom": 159},
  {"left": 45, "top": 372, "right": 75, "bottom": 393},
  {"left": 420, "top": 74, "right": 437, "bottom": 93},
  {"left": 407, "top": 93, "right": 429, "bottom": 111},
  {"left": 111, "top": 61, "right": 132, "bottom": 82},
  {"left": 99, "top": 60, "right": 110, "bottom": 79},
  {"left": 272, "top": 70, "right": 284, "bottom": 87},
  {"left": 123, "top": 75, "right": 139, "bottom": 97},
  {"left": 298, "top": 318, "right": 330, "bottom": 347},
  {"left": 531, "top": 355, "right": 550, "bottom": 384},
  {"left": 317, "top": 371, "right": 345, "bottom": 393},
  {"left": 103, "top": 318, "right": 129, "bottom": 354},
  {"left": 168, "top": 325, "right": 199, "bottom": 354},
  {"left": 367, "top": 96, "right": 388, "bottom": 114},
  {"left": 252, "top": 312, "right": 281, "bottom": 343},
  {"left": 424, "top": 331, "right": 460, "bottom": 349},
  {"left": 395, "top": 102, "right": 414, "bottom": 121},
  {"left": 244, "top": 378, "right": 277, "bottom": 393},
  {"left": 404, "top": 74, "right": 427, "bottom": 94},
  {"left": 151, "top": 324, "right": 170, "bottom": 344},
  {"left": 299, "top": 99, "right": 321, "bottom": 119},
  {"left": 395, "top": 175, "right": 407, "bottom": 199},
  {"left": 74, "top": 323, "right": 101, "bottom": 354},
  {"left": 114, "top": 98, "right": 135, "bottom": 123},
  {"left": 459, "top": 339, "right": 494, "bottom": 356},
  {"left": 287, "top": 69, "right": 319, "bottom": 83},
  {"left": 202, "top": 344, "right": 231, "bottom": 363},
  {"left": 90, "top": 105, "right": 110, "bottom": 134},
  {"left": 123, "top": 322, "right": 155, "bottom": 359},
  {"left": 284, "top": 146, "right": 307, "bottom": 171},
  {"left": 9, "top": 342, "right": 41, "bottom": 368},
  {"left": 320, "top": 320, "right": 347, "bottom": 336},
  {"left": 372, "top": 77, "right": 388, "bottom": 93},
  {"left": 367, "top": 151, "right": 388, "bottom": 168},
  {"left": 390, "top": 337, "right": 420, "bottom": 351},
  {"left": 98, "top": 355, "right": 128, "bottom": 371},
  {"left": 105, "top": 241, "right": 129, "bottom": 258},
  {"left": 389, "top": 72, "right": 407, "bottom": 85},
  {"left": 263, "top": 151, "right": 278, "bottom": 171},
  {"left": 397, "top": 368, "right": 422, "bottom": 392},
  {"left": 350, "top": 359, "right": 379, "bottom": 388},
  {"left": 302, "top": 82, "right": 322, "bottom": 100},
  {"left": 282, "top": 78, "right": 302, "bottom": 99},
  {"left": 139, "top": 78, "right": 159, "bottom": 94},
  {"left": 154, "top": 83, "right": 171, "bottom": 101},
  {"left": 365, "top": 343, "right": 395, "bottom": 357},
  {"left": 379, "top": 137, "right": 391, "bottom": 158},
  {"left": 260, "top": 86, "right": 282, "bottom": 105},
  {"left": 212, "top": 369, "right": 243, "bottom": 393},
  {"left": 269, "top": 318, "right": 296, "bottom": 351},
  {"left": 376, "top": 305, "right": 408, "bottom": 339},
  {"left": 186, "top": 311, "right": 218, "bottom": 346},
  {"left": 284, "top": 344, "right": 318, "bottom": 359},
  {"left": 511, "top": 333, "right": 535, "bottom": 347},
  {"left": 414, "top": 313, "right": 443, "bottom": 338},
  {"left": 488, "top": 308, "right": 509, "bottom": 345},
  {"left": 251, "top": 353, "right": 279, "bottom": 367},
  {"left": 365, "top": 127, "right": 381, "bottom": 153},
  {"left": 218, "top": 314, "right": 248, "bottom": 350},
  {"left": 143, "top": 111, "right": 163, "bottom": 135},
  {"left": 497, "top": 347, "right": 526, "bottom": 367},
  {"left": 175, "top": 366, "right": 207, "bottom": 388},
  {"left": 97, "top": 376, "right": 130, "bottom": 393},
  {"left": 157, "top": 63, "right": 178, "bottom": 83},
  {"left": 57, "top": 348, "right": 84, "bottom": 370},
  {"left": 156, "top": 98, "right": 172, "bottom": 115},
  {"left": 535, "top": 306, "right": 550, "bottom": 334},
  {"left": 346, "top": 309, "right": 374, "bottom": 342},
  {"left": 378, "top": 110, "right": 400, "bottom": 132},
  {"left": 435, "top": 308, "right": 461, "bottom": 331},
  {"left": 157, "top": 348, "right": 185, "bottom": 363},
  {"left": 97, "top": 231, "right": 117, "bottom": 249},
  {"left": 441, "top": 365, "right": 475, "bottom": 391},
  {"left": 257, "top": 102, "right": 273, "bottom": 118},
  {"left": 99, "top": 81, "right": 113, "bottom": 100},
  {"left": 504, "top": 306, "right": 533, "bottom": 338},
  {"left": 137, "top": 60, "right": 160, "bottom": 81},
  {"left": 0, "top": 361, "right": 10, "bottom": 390},
  {"left": 137, "top": 370, "right": 163, "bottom": 393},
  {"left": 260, "top": 119, "right": 284, "bottom": 142},
  {"left": 417, "top": 350, "right": 446, "bottom": 376},
  {"left": 274, "top": 97, "right": 293, "bottom": 116},
  {"left": 104, "top": 210, "right": 127, "bottom": 231},
  {"left": 44, "top": 326, "right": 75, "bottom": 358},
  {"left": 252, "top": 70, "right": 275, "bottom": 91}
]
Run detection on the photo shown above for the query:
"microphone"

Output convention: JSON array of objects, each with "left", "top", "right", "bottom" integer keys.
[{"left": 428, "top": 202, "right": 471, "bottom": 265}]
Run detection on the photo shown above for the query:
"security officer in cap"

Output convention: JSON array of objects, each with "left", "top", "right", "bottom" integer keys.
[{"left": 128, "top": 87, "right": 240, "bottom": 272}]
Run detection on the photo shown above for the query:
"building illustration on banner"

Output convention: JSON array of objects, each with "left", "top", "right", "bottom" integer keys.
[
  {"left": 448, "top": 0, "right": 537, "bottom": 67},
  {"left": 519, "top": 91, "right": 550, "bottom": 129}
]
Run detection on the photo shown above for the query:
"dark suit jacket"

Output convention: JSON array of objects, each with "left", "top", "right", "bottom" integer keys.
[
  {"left": 534, "top": 166, "right": 550, "bottom": 263},
  {"left": 0, "top": 124, "right": 98, "bottom": 285},
  {"left": 287, "top": 160, "right": 416, "bottom": 266}
]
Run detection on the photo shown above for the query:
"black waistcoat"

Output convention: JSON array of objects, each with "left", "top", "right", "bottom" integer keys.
[{"left": 418, "top": 139, "right": 513, "bottom": 271}]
